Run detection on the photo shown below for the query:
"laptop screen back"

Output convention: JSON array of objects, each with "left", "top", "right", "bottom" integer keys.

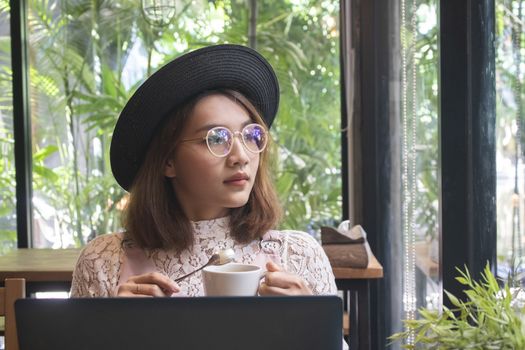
[{"left": 16, "top": 296, "right": 342, "bottom": 350}]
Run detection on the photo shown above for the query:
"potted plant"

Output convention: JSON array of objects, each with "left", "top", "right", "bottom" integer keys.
[{"left": 389, "top": 264, "right": 525, "bottom": 349}]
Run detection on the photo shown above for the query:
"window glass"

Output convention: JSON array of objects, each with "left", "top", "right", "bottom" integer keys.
[
  {"left": 496, "top": 1, "right": 525, "bottom": 283},
  {"left": 409, "top": 0, "right": 440, "bottom": 312},
  {"left": 25, "top": 0, "right": 341, "bottom": 247},
  {"left": 0, "top": 0, "right": 16, "bottom": 255},
  {"left": 391, "top": 0, "right": 440, "bottom": 347}
]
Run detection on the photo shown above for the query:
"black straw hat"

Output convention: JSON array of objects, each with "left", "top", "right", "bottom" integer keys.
[{"left": 110, "top": 44, "right": 280, "bottom": 191}]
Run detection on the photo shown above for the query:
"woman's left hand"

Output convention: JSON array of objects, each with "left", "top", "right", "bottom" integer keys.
[{"left": 258, "top": 261, "right": 312, "bottom": 296}]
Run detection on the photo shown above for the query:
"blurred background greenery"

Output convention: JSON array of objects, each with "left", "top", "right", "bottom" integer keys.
[
  {"left": 0, "top": 0, "right": 342, "bottom": 250},
  {"left": 1, "top": 0, "right": 523, "bottom": 285}
]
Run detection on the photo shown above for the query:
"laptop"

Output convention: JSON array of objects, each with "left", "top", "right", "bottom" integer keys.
[{"left": 15, "top": 296, "right": 343, "bottom": 350}]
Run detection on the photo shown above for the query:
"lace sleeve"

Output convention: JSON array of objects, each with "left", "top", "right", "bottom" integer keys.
[
  {"left": 70, "top": 233, "right": 123, "bottom": 297},
  {"left": 281, "top": 230, "right": 338, "bottom": 295}
]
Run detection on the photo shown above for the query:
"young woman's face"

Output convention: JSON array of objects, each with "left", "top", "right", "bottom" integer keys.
[{"left": 165, "top": 94, "right": 262, "bottom": 221}]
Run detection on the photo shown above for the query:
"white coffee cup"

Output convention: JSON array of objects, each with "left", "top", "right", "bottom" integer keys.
[{"left": 202, "top": 263, "right": 263, "bottom": 296}]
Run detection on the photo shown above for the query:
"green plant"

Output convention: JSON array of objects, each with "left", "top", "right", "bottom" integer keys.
[
  {"left": 1, "top": 0, "right": 343, "bottom": 249},
  {"left": 389, "top": 264, "right": 525, "bottom": 349}
]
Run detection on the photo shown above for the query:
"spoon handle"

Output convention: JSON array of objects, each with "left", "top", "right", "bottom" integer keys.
[
  {"left": 173, "top": 265, "right": 206, "bottom": 282},
  {"left": 173, "top": 254, "right": 220, "bottom": 282}
]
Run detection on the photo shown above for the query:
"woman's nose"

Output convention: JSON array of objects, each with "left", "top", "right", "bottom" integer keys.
[{"left": 227, "top": 136, "right": 250, "bottom": 166}]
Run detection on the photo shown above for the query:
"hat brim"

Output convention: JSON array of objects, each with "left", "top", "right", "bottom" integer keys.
[{"left": 110, "top": 44, "right": 280, "bottom": 191}]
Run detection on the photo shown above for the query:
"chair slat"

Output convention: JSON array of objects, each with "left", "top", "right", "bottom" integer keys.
[
  {"left": 0, "top": 288, "right": 5, "bottom": 315},
  {"left": 2, "top": 278, "right": 25, "bottom": 350},
  {"left": 343, "top": 311, "right": 349, "bottom": 336}
]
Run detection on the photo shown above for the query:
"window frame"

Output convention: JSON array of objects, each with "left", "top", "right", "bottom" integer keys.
[
  {"left": 11, "top": 0, "right": 498, "bottom": 348},
  {"left": 11, "top": 0, "right": 32, "bottom": 248},
  {"left": 351, "top": 0, "right": 497, "bottom": 348}
]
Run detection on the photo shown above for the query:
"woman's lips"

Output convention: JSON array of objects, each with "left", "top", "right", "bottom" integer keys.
[
  {"left": 224, "top": 179, "right": 248, "bottom": 186},
  {"left": 224, "top": 174, "right": 249, "bottom": 186}
]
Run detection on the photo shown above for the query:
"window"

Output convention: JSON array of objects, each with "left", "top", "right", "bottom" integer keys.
[
  {"left": 0, "top": 1, "right": 16, "bottom": 254},
  {"left": 385, "top": 0, "right": 440, "bottom": 347},
  {"left": 496, "top": 0, "right": 525, "bottom": 282},
  {"left": 5, "top": 0, "right": 341, "bottom": 248}
]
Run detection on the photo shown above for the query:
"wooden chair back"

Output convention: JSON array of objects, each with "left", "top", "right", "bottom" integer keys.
[{"left": 0, "top": 278, "right": 26, "bottom": 350}]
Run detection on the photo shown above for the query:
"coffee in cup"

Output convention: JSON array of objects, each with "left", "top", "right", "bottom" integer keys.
[{"left": 202, "top": 263, "right": 263, "bottom": 296}]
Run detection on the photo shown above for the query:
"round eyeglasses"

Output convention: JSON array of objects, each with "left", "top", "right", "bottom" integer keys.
[{"left": 180, "top": 123, "right": 268, "bottom": 158}]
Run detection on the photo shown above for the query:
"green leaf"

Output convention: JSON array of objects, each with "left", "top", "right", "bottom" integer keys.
[
  {"left": 33, "top": 145, "right": 58, "bottom": 163},
  {"left": 33, "top": 164, "right": 59, "bottom": 182},
  {"left": 445, "top": 290, "right": 462, "bottom": 308},
  {"left": 390, "top": 264, "right": 525, "bottom": 348}
]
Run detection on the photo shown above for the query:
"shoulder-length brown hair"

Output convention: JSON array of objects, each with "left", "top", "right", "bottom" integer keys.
[{"left": 122, "top": 89, "right": 282, "bottom": 251}]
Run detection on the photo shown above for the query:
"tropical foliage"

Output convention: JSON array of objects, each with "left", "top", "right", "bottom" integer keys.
[
  {"left": 0, "top": 0, "right": 15, "bottom": 254},
  {"left": 390, "top": 265, "right": 525, "bottom": 349},
  {"left": 409, "top": 1, "right": 439, "bottom": 241},
  {"left": 495, "top": 0, "right": 525, "bottom": 276},
  {"left": 0, "top": 0, "right": 342, "bottom": 248}
]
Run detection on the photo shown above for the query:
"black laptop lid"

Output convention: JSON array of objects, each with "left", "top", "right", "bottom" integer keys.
[{"left": 16, "top": 296, "right": 342, "bottom": 350}]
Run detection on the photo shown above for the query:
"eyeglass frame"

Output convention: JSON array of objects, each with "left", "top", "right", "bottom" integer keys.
[{"left": 179, "top": 123, "right": 268, "bottom": 158}]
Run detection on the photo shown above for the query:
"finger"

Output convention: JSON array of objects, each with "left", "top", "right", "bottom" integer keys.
[
  {"left": 129, "top": 272, "right": 180, "bottom": 293},
  {"left": 116, "top": 283, "right": 134, "bottom": 297},
  {"left": 120, "top": 291, "right": 153, "bottom": 298},
  {"left": 258, "top": 283, "right": 302, "bottom": 296},
  {"left": 265, "top": 261, "right": 282, "bottom": 272},
  {"left": 133, "top": 283, "right": 168, "bottom": 297},
  {"left": 264, "top": 271, "right": 304, "bottom": 290},
  {"left": 116, "top": 284, "right": 154, "bottom": 297}
]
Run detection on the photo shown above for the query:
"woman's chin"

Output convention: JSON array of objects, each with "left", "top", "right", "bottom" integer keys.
[{"left": 224, "top": 196, "right": 250, "bottom": 209}]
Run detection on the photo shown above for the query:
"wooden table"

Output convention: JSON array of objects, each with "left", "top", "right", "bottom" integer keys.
[
  {"left": 0, "top": 248, "right": 81, "bottom": 294},
  {"left": 0, "top": 247, "right": 383, "bottom": 350}
]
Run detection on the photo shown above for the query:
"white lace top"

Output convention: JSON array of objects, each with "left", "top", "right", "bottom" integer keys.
[{"left": 70, "top": 217, "right": 338, "bottom": 297}]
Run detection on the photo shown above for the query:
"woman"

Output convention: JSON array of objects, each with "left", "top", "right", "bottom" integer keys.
[{"left": 70, "top": 44, "right": 337, "bottom": 298}]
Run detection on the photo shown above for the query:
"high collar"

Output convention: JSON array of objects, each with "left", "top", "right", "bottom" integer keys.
[{"left": 191, "top": 216, "right": 230, "bottom": 239}]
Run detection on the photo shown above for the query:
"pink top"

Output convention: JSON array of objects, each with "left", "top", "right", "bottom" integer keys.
[{"left": 70, "top": 217, "right": 337, "bottom": 297}]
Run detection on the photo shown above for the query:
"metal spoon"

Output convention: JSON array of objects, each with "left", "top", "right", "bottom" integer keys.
[{"left": 174, "top": 248, "right": 235, "bottom": 282}]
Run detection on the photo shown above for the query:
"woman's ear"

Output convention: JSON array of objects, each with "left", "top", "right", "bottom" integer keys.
[{"left": 164, "top": 159, "right": 177, "bottom": 178}]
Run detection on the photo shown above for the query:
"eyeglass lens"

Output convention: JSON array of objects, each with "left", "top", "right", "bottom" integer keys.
[{"left": 206, "top": 124, "right": 267, "bottom": 157}]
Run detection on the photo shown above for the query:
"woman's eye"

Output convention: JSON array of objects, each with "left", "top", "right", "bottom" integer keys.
[
  {"left": 244, "top": 133, "right": 257, "bottom": 143},
  {"left": 245, "top": 129, "right": 263, "bottom": 144},
  {"left": 208, "top": 134, "right": 226, "bottom": 145}
]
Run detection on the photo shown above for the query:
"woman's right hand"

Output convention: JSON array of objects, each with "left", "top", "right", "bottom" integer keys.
[{"left": 117, "top": 272, "right": 180, "bottom": 297}]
